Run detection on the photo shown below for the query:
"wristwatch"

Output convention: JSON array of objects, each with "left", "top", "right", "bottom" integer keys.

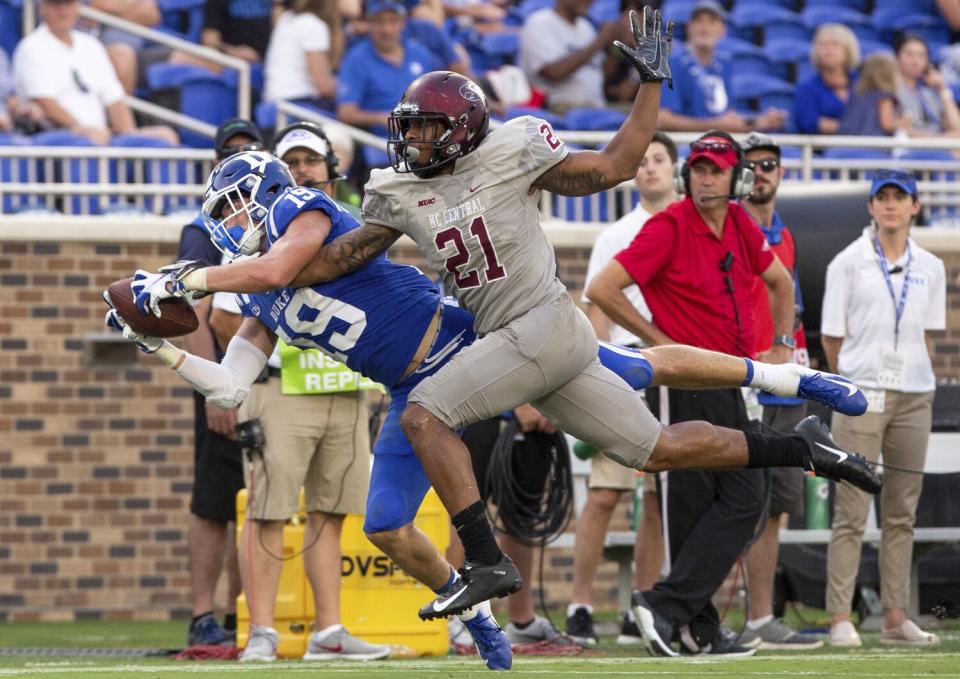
[{"left": 773, "top": 335, "right": 797, "bottom": 349}]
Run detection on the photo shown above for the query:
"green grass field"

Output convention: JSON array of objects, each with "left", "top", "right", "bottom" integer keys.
[{"left": 0, "top": 618, "right": 958, "bottom": 678}]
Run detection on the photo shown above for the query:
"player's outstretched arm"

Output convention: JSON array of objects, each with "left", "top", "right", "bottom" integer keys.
[
  {"left": 290, "top": 222, "right": 402, "bottom": 286},
  {"left": 105, "top": 297, "right": 276, "bottom": 409},
  {"left": 532, "top": 7, "right": 673, "bottom": 197}
]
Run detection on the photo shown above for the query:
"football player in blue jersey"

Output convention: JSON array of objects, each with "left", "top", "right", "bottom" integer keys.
[{"left": 117, "top": 151, "right": 874, "bottom": 654}]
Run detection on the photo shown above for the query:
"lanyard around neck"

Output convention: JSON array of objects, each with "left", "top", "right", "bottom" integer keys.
[{"left": 873, "top": 234, "right": 912, "bottom": 350}]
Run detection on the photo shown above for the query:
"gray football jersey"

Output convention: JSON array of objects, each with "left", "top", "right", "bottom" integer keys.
[{"left": 362, "top": 116, "right": 570, "bottom": 335}]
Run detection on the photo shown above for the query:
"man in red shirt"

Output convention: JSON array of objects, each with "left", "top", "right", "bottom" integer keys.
[
  {"left": 739, "top": 132, "right": 823, "bottom": 650},
  {"left": 587, "top": 131, "right": 795, "bottom": 657}
]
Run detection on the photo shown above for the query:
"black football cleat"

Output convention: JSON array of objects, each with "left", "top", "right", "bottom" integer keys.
[
  {"left": 794, "top": 416, "right": 881, "bottom": 494},
  {"left": 418, "top": 555, "right": 522, "bottom": 621},
  {"left": 632, "top": 591, "right": 677, "bottom": 657}
]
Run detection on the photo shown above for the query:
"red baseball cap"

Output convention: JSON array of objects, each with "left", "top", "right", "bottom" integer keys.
[{"left": 688, "top": 136, "right": 739, "bottom": 170}]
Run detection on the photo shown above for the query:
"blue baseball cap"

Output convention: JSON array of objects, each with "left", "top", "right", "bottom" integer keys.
[
  {"left": 870, "top": 169, "right": 918, "bottom": 198},
  {"left": 366, "top": 0, "right": 407, "bottom": 16}
]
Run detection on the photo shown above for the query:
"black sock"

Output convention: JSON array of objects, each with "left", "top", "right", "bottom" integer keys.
[
  {"left": 223, "top": 613, "right": 237, "bottom": 631},
  {"left": 512, "top": 618, "right": 535, "bottom": 629},
  {"left": 190, "top": 611, "right": 213, "bottom": 628},
  {"left": 743, "top": 430, "right": 808, "bottom": 468},
  {"left": 452, "top": 501, "right": 502, "bottom": 566}
]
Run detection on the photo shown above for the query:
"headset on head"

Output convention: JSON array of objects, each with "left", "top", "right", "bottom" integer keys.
[
  {"left": 272, "top": 121, "right": 343, "bottom": 184},
  {"left": 672, "top": 130, "right": 755, "bottom": 199}
]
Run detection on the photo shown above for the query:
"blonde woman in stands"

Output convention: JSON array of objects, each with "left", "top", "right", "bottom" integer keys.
[
  {"left": 264, "top": 0, "right": 343, "bottom": 110},
  {"left": 793, "top": 24, "right": 860, "bottom": 135},
  {"left": 837, "top": 53, "right": 906, "bottom": 137}
]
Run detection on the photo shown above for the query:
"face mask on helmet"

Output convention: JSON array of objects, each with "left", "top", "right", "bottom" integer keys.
[
  {"left": 387, "top": 105, "right": 458, "bottom": 178},
  {"left": 200, "top": 152, "right": 294, "bottom": 260}
]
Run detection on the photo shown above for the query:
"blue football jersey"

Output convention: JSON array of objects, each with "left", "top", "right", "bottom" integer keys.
[{"left": 236, "top": 186, "right": 441, "bottom": 388}]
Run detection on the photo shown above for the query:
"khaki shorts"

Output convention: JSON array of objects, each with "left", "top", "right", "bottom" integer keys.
[
  {"left": 239, "top": 377, "right": 371, "bottom": 521},
  {"left": 411, "top": 296, "right": 662, "bottom": 469},
  {"left": 588, "top": 452, "right": 657, "bottom": 492}
]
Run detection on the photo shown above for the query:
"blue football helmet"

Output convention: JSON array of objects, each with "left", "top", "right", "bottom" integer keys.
[{"left": 201, "top": 151, "right": 295, "bottom": 259}]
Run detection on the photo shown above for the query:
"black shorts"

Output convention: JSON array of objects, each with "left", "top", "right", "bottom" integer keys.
[
  {"left": 461, "top": 417, "right": 554, "bottom": 513},
  {"left": 190, "top": 392, "right": 245, "bottom": 523}
]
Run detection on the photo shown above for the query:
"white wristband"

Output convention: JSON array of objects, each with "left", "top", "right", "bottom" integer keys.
[{"left": 154, "top": 340, "right": 185, "bottom": 369}]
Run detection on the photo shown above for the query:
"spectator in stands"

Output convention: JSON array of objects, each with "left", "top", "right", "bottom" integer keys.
[
  {"left": 519, "top": 0, "right": 621, "bottom": 113},
  {"left": 587, "top": 131, "right": 796, "bottom": 658},
  {"left": 171, "top": 0, "right": 275, "bottom": 71},
  {"left": 793, "top": 24, "right": 860, "bottom": 135},
  {"left": 603, "top": 0, "right": 646, "bottom": 105},
  {"left": 336, "top": 0, "right": 443, "bottom": 135},
  {"left": 90, "top": 0, "right": 163, "bottom": 94},
  {"left": 566, "top": 131, "right": 677, "bottom": 647},
  {"left": 738, "top": 132, "right": 822, "bottom": 651},
  {"left": 821, "top": 170, "right": 946, "bottom": 648},
  {"left": 12, "top": 0, "right": 178, "bottom": 145},
  {"left": 895, "top": 35, "right": 960, "bottom": 139},
  {"left": 657, "top": 0, "right": 786, "bottom": 133},
  {"left": 837, "top": 53, "right": 905, "bottom": 136},
  {"left": 0, "top": 48, "right": 45, "bottom": 133},
  {"left": 180, "top": 118, "right": 262, "bottom": 649},
  {"left": 264, "top": 0, "right": 343, "bottom": 108}
]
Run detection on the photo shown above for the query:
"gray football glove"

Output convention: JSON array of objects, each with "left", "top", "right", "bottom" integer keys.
[{"left": 614, "top": 6, "right": 674, "bottom": 88}]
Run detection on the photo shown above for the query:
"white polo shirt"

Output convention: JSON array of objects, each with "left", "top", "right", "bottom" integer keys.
[
  {"left": 520, "top": 8, "right": 604, "bottom": 109},
  {"left": 13, "top": 25, "right": 125, "bottom": 129},
  {"left": 821, "top": 226, "right": 946, "bottom": 393},
  {"left": 582, "top": 203, "right": 653, "bottom": 347}
]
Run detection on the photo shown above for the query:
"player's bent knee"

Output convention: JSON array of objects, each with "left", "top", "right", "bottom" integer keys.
[{"left": 364, "top": 487, "right": 417, "bottom": 534}]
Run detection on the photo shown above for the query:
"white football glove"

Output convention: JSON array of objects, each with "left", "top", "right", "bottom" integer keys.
[{"left": 103, "top": 290, "right": 163, "bottom": 353}]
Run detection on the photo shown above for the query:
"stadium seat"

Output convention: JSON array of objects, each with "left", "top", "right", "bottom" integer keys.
[
  {"left": 764, "top": 19, "right": 810, "bottom": 44},
  {"left": 801, "top": 7, "right": 869, "bottom": 31},
  {"left": 506, "top": 106, "right": 566, "bottom": 129},
  {"left": 733, "top": 0, "right": 798, "bottom": 8},
  {"left": 563, "top": 107, "right": 626, "bottom": 131},
  {"left": 873, "top": 13, "right": 950, "bottom": 49},
  {"left": 517, "top": 0, "right": 552, "bottom": 20},
  {"left": 803, "top": 0, "right": 865, "bottom": 7},
  {"left": 471, "top": 31, "right": 521, "bottom": 71},
  {"left": 859, "top": 39, "right": 894, "bottom": 57},
  {"left": 156, "top": 0, "right": 205, "bottom": 43},
  {"left": 147, "top": 65, "right": 239, "bottom": 147},
  {"left": 822, "top": 147, "right": 890, "bottom": 160},
  {"left": 716, "top": 36, "right": 766, "bottom": 58},
  {"left": 587, "top": 0, "right": 619, "bottom": 26},
  {"left": 849, "top": 23, "right": 880, "bottom": 45},
  {"left": 730, "top": 5, "right": 800, "bottom": 34},
  {"left": 730, "top": 53, "right": 774, "bottom": 77},
  {"left": 873, "top": 0, "right": 937, "bottom": 14},
  {"left": 731, "top": 74, "right": 794, "bottom": 112},
  {"left": 764, "top": 39, "right": 810, "bottom": 82},
  {"left": 0, "top": 0, "right": 22, "bottom": 57}
]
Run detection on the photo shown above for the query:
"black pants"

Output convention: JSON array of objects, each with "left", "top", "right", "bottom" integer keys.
[{"left": 644, "top": 387, "right": 766, "bottom": 648}]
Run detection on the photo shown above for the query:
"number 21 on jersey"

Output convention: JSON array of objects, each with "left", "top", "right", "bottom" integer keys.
[{"left": 434, "top": 216, "right": 506, "bottom": 290}]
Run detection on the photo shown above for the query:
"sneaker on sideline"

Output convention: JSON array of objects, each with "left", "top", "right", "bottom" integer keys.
[
  {"left": 881, "top": 620, "right": 940, "bottom": 646},
  {"left": 829, "top": 620, "right": 862, "bottom": 647},
  {"left": 632, "top": 591, "right": 677, "bottom": 657},
  {"left": 680, "top": 627, "right": 757, "bottom": 658},
  {"left": 564, "top": 606, "right": 598, "bottom": 647},
  {"left": 739, "top": 618, "right": 824, "bottom": 650},
  {"left": 239, "top": 625, "right": 277, "bottom": 662},
  {"left": 303, "top": 624, "right": 390, "bottom": 660},
  {"left": 505, "top": 615, "right": 561, "bottom": 645},
  {"left": 616, "top": 610, "right": 643, "bottom": 645},
  {"left": 186, "top": 612, "right": 233, "bottom": 647}
]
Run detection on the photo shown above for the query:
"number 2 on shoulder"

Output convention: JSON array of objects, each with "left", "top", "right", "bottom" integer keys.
[
  {"left": 435, "top": 216, "right": 506, "bottom": 290},
  {"left": 538, "top": 123, "right": 562, "bottom": 151}
]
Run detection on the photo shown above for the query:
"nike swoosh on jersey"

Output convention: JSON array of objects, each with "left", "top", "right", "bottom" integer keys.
[
  {"left": 414, "top": 330, "right": 467, "bottom": 374},
  {"left": 815, "top": 442, "right": 849, "bottom": 463},
  {"left": 469, "top": 184, "right": 484, "bottom": 193},
  {"left": 433, "top": 584, "right": 469, "bottom": 612}
]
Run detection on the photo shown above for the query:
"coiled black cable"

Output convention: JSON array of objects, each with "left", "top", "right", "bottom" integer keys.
[{"left": 484, "top": 418, "right": 575, "bottom": 548}]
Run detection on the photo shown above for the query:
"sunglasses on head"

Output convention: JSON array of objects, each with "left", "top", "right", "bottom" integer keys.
[
  {"left": 744, "top": 158, "right": 779, "bottom": 173},
  {"left": 691, "top": 139, "right": 736, "bottom": 154},
  {"left": 216, "top": 142, "right": 263, "bottom": 161}
]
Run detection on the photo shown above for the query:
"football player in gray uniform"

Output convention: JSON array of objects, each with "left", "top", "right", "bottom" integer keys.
[{"left": 152, "top": 7, "right": 880, "bottom": 622}]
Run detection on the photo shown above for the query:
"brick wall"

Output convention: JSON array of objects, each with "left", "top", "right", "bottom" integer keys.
[{"left": 1, "top": 233, "right": 958, "bottom": 622}]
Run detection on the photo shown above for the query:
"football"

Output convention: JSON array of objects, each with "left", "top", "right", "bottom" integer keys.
[{"left": 106, "top": 276, "right": 199, "bottom": 338}]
